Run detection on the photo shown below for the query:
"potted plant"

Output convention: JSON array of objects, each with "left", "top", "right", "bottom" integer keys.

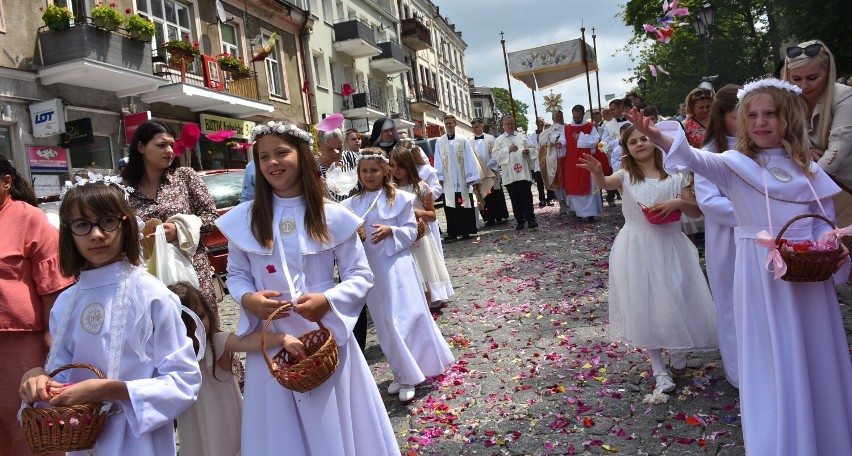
[
  {"left": 216, "top": 53, "right": 250, "bottom": 74},
  {"left": 40, "top": 4, "right": 74, "bottom": 30},
  {"left": 124, "top": 11, "right": 156, "bottom": 41},
  {"left": 91, "top": 2, "right": 123, "bottom": 31},
  {"left": 163, "top": 35, "right": 200, "bottom": 63}
]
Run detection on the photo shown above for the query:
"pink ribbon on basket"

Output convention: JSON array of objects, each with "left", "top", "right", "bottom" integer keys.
[{"left": 756, "top": 230, "right": 787, "bottom": 280}]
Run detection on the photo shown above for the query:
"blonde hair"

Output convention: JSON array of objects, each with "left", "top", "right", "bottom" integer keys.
[
  {"left": 355, "top": 148, "right": 396, "bottom": 204},
  {"left": 782, "top": 40, "right": 836, "bottom": 150},
  {"left": 685, "top": 88, "right": 715, "bottom": 118},
  {"left": 734, "top": 85, "right": 813, "bottom": 177}
]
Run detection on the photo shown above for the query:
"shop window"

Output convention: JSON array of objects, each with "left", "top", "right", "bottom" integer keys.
[
  {"left": 199, "top": 139, "right": 248, "bottom": 170},
  {"left": 69, "top": 136, "right": 113, "bottom": 171}
]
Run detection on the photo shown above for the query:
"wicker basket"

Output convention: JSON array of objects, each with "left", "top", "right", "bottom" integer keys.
[
  {"left": 775, "top": 214, "right": 843, "bottom": 282},
  {"left": 261, "top": 305, "right": 339, "bottom": 393},
  {"left": 21, "top": 364, "right": 110, "bottom": 454},
  {"left": 638, "top": 203, "right": 681, "bottom": 225}
]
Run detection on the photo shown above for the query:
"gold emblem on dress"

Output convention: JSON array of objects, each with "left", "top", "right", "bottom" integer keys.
[
  {"left": 80, "top": 302, "right": 105, "bottom": 335},
  {"left": 279, "top": 218, "right": 297, "bottom": 239}
]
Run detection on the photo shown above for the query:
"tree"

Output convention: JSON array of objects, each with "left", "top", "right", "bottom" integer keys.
[
  {"left": 491, "top": 87, "right": 530, "bottom": 132},
  {"left": 619, "top": 0, "right": 773, "bottom": 114},
  {"left": 772, "top": 0, "right": 852, "bottom": 76}
]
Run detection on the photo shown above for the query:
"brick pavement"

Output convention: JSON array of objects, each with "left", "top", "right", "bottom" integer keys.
[{"left": 219, "top": 197, "right": 852, "bottom": 456}]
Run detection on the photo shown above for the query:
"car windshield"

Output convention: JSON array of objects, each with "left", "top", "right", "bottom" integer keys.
[{"left": 199, "top": 171, "right": 244, "bottom": 210}]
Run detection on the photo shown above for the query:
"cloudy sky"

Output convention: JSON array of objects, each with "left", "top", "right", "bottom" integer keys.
[{"left": 437, "top": 0, "right": 638, "bottom": 131}]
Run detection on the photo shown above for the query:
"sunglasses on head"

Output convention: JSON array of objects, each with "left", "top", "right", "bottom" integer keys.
[
  {"left": 786, "top": 43, "right": 823, "bottom": 59},
  {"left": 693, "top": 89, "right": 713, "bottom": 99}
]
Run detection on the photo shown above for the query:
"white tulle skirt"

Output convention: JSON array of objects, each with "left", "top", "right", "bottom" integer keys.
[{"left": 410, "top": 222, "right": 455, "bottom": 302}]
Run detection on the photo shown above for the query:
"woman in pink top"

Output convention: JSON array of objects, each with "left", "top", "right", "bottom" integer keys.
[{"left": 0, "top": 156, "right": 74, "bottom": 455}]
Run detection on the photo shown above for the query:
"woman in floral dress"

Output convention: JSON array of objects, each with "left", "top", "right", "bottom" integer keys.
[{"left": 124, "top": 121, "right": 220, "bottom": 309}]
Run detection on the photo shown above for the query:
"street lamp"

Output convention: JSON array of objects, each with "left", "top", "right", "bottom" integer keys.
[
  {"left": 637, "top": 77, "right": 647, "bottom": 93},
  {"left": 691, "top": 3, "right": 716, "bottom": 74}
]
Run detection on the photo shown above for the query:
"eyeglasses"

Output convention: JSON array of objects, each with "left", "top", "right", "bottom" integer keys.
[
  {"left": 68, "top": 215, "right": 125, "bottom": 236},
  {"left": 786, "top": 43, "right": 823, "bottom": 59}
]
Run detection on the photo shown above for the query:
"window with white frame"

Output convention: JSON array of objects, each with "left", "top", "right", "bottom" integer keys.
[
  {"left": 313, "top": 55, "right": 328, "bottom": 88},
  {"left": 473, "top": 101, "right": 483, "bottom": 119},
  {"left": 136, "top": 0, "right": 193, "bottom": 57},
  {"left": 263, "top": 31, "right": 287, "bottom": 99},
  {"left": 220, "top": 22, "right": 241, "bottom": 58}
]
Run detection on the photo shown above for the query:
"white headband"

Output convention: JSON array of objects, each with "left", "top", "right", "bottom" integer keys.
[
  {"left": 60, "top": 171, "right": 134, "bottom": 201},
  {"left": 250, "top": 121, "right": 315, "bottom": 147},
  {"left": 356, "top": 153, "right": 389, "bottom": 165},
  {"left": 737, "top": 78, "right": 802, "bottom": 101}
]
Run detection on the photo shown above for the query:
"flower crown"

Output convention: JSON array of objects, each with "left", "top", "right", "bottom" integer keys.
[
  {"left": 737, "top": 78, "right": 802, "bottom": 101},
  {"left": 250, "top": 121, "right": 314, "bottom": 147},
  {"left": 60, "top": 171, "right": 134, "bottom": 200},
  {"left": 355, "top": 153, "right": 390, "bottom": 165}
]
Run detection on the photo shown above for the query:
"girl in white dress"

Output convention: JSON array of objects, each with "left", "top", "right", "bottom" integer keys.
[
  {"left": 695, "top": 84, "right": 741, "bottom": 388},
  {"left": 168, "top": 281, "right": 305, "bottom": 456},
  {"left": 342, "top": 150, "right": 455, "bottom": 402},
  {"left": 19, "top": 178, "right": 201, "bottom": 456},
  {"left": 389, "top": 144, "right": 455, "bottom": 307},
  {"left": 625, "top": 79, "right": 852, "bottom": 455},
  {"left": 217, "top": 122, "right": 399, "bottom": 456},
  {"left": 578, "top": 125, "right": 718, "bottom": 400}
]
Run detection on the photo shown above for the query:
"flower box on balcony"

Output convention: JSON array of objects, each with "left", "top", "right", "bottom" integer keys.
[{"left": 37, "top": 23, "right": 152, "bottom": 74}]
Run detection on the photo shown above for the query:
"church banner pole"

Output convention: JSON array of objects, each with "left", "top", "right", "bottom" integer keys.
[
  {"left": 500, "top": 31, "right": 517, "bottom": 119},
  {"left": 592, "top": 27, "right": 602, "bottom": 115},
  {"left": 531, "top": 88, "right": 538, "bottom": 119},
  {"left": 580, "top": 23, "right": 594, "bottom": 114}
]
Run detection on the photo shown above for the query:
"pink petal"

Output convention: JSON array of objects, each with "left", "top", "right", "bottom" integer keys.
[
  {"left": 663, "top": 0, "right": 670, "bottom": 13},
  {"left": 649, "top": 65, "right": 658, "bottom": 78},
  {"left": 178, "top": 122, "right": 201, "bottom": 149},
  {"left": 671, "top": 7, "right": 689, "bottom": 16},
  {"left": 205, "top": 130, "right": 237, "bottom": 142},
  {"left": 657, "top": 65, "right": 670, "bottom": 75},
  {"left": 643, "top": 24, "right": 657, "bottom": 33},
  {"left": 316, "top": 113, "right": 344, "bottom": 132},
  {"left": 173, "top": 141, "right": 186, "bottom": 157}
]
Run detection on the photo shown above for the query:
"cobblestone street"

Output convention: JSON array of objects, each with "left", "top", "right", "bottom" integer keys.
[{"left": 219, "top": 200, "right": 852, "bottom": 456}]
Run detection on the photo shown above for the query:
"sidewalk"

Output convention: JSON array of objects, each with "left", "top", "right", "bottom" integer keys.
[{"left": 220, "top": 198, "right": 852, "bottom": 455}]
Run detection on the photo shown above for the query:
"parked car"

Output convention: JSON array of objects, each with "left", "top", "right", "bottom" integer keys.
[{"left": 197, "top": 169, "right": 244, "bottom": 277}]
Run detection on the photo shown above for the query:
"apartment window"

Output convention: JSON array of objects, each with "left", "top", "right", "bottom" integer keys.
[
  {"left": 321, "top": 0, "right": 333, "bottom": 22},
  {"left": 473, "top": 101, "right": 483, "bottom": 119},
  {"left": 136, "top": 0, "right": 193, "bottom": 57},
  {"left": 313, "top": 55, "right": 328, "bottom": 88},
  {"left": 220, "top": 22, "right": 240, "bottom": 57},
  {"left": 263, "top": 31, "right": 287, "bottom": 99}
]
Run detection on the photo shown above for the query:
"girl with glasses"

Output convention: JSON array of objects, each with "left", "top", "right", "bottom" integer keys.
[
  {"left": 783, "top": 40, "right": 852, "bottom": 239},
  {"left": 19, "top": 179, "right": 202, "bottom": 456}
]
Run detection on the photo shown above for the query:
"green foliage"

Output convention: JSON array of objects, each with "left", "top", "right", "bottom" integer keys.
[
  {"left": 91, "top": 2, "right": 124, "bottom": 25},
  {"left": 40, "top": 4, "right": 74, "bottom": 24},
  {"left": 773, "top": 0, "right": 852, "bottom": 77},
  {"left": 125, "top": 14, "right": 156, "bottom": 36},
  {"left": 491, "top": 87, "right": 530, "bottom": 132},
  {"left": 619, "top": 0, "right": 773, "bottom": 115}
]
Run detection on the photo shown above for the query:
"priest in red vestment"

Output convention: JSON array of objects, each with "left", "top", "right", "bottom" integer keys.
[{"left": 562, "top": 104, "right": 611, "bottom": 222}]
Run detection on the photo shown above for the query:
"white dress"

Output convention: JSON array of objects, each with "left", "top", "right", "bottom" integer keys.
[
  {"left": 176, "top": 332, "right": 242, "bottom": 456},
  {"left": 607, "top": 170, "right": 718, "bottom": 351},
  {"left": 399, "top": 182, "right": 455, "bottom": 302},
  {"left": 342, "top": 189, "right": 455, "bottom": 386},
  {"left": 660, "top": 121, "right": 852, "bottom": 455},
  {"left": 218, "top": 196, "right": 399, "bottom": 456},
  {"left": 47, "top": 262, "right": 201, "bottom": 456},
  {"left": 694, "top": 136, "right": 739, "bottom": 387}
]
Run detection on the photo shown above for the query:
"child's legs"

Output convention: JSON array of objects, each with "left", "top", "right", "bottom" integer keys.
[{"left": 648, "top": 348, "right": 667, "bottom": 373}]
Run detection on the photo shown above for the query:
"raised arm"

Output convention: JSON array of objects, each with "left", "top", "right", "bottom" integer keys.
[{"left": 577, "top": 153, "right": 622, "bottom": 191}]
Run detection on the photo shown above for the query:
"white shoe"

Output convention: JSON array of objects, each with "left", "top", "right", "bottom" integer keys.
[
  {"left": 387, "top": 381, "right": 401, "bottom": 394},
  {"left": 398, "top": 384, "right": 415, "bottom": 402},
  {"left": 653, "top": 371, "right": 675, "bottom": 394}
]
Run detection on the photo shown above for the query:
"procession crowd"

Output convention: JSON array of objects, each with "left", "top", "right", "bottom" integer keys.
[{"left": 2, "top": 37, "right": 852, "bottom": 456}]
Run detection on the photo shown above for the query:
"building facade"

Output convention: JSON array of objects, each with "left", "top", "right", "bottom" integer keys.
[
  {"left": 397, "top": 0, "right": 472, "bottom": 138},
  {"left": 0, "top": 0, "right": 310, "bottom": 197},
  {"left": 468, "top": 78, "right": 500, "bottom": 135}
]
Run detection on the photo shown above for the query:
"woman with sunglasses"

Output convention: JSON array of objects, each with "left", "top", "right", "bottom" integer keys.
[{"left": 783, "top": 40, "right": 852, "bottom": 232}]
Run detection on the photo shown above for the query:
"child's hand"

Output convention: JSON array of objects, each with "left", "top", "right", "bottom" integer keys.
[
  {"left": 370, "top": 224, "right": 391, "bottom": 244},
  {"left": 577, "top": 153, "right": 603, "bottom": 174},
  {"left": 624, "top": 108, "right": 662, "bottom": 138},
  {"left": 48, "top": 379, "right": 128, "bottom": 406},
  {"left": 243, "top": 290, "right": 292, "bottom": 320},
  {"left": 19, "top": 368, "right": 56, "bottom": 403},
  {"left": 281, "top": 335, "right": 307, "bottom": 363},
  {"left": 649, "top": 199, "right": 681, "bottom": 217},
  {"left": 293, "top": 293, "right": 330, "bottom": 323}
]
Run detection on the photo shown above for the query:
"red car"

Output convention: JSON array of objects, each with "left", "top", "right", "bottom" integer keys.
[{"left": 197, "top": 169, "right": 245, "bottom": 277}]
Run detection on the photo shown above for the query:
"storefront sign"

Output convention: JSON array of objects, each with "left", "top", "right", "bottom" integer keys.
[
  {"left": 426, "top": 125, "right": 442, "bottom": 138},
  {"left": 30, "top": 99, "right": 66, "bottom": 138},
  {"left": 61, "top": 118, "right": 94, "bottom": 148},
  {"left": 200, "top": 114, "right": 255, "bottom": 140},
  {"left": 124, "top": 111, "right": 151, "bottom": 144},
  {"left": 26, "top": 145, "right": 69, "bottom": 171}
]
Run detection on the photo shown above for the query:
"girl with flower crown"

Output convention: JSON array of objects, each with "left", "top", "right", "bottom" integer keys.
[
  {"left": 19, "top": 179, "right": 201, "bottom": 455},
  {"left": 341, "top": 149, "right": 454, "bottom": 402},
  {"left": 625, "top": 78, "right": 852, "bottom": 455},
  {"left": 215, "top": 122, "right": 399, "bottom": 455}
]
